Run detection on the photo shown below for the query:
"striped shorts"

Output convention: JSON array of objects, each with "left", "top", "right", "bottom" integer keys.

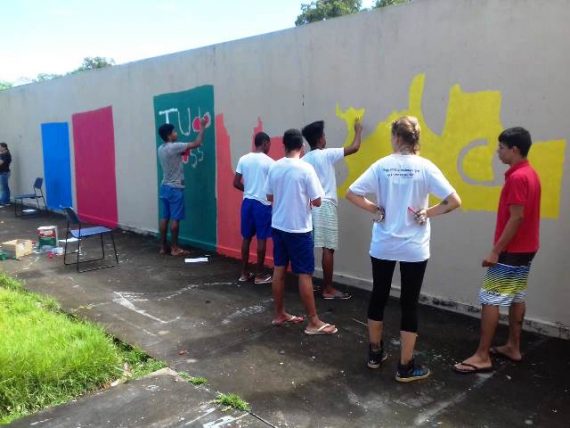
[
  {"left": 479, "top": 252, "right": 535, "bottom": 306},
  {"left": 312, "top": 199, "right": 338, "bottom": 250}
]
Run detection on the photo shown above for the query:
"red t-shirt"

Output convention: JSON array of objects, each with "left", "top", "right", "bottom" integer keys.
[{"left": 494, "top": 160, "right": 541, "bottom": 253}]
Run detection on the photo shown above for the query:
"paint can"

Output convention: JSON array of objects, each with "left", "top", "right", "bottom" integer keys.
[{"left": 38, "top": 226, "right": 58, "bottom": 249}]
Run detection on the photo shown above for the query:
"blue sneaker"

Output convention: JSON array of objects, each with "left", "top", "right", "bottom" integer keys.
[
  {"left": 395, "top": 359, "right": 431, "bottom": 382},
  {"left": 368, "top": 342, "right": 388, "bottom": 369}
]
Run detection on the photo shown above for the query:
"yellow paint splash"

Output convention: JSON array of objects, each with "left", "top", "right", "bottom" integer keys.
[{"left": 337, "top": 74, "right": 566, "bottom": 219}]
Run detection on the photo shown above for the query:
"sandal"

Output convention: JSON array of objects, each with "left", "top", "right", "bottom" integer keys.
[
  {"left": 490, "top": 346, "right": 522, "bottom": 362},
  {"left": 272, "top": 314, "right": 304, "bottom": 326},
  {"left": 304, "top": 323, "right": 338, "bottom": 335},
  {"left": 254, "top": 274, "right": 272, "bottom": 285},
  {"left": 322, "top": 291, "right": 352, "bottom": 300},
  {"left": 238, "top": 272, "right": 255, "bottom": 282},
  {"left": 453, "top": 362, "right": 494, "bottom": 374}
]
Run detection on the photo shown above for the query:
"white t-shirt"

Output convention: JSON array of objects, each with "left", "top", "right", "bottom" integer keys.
[
  {"left": 265, "top": 157, "right": 324, "bottom": 233},
  {"left": 235, "top": 152, "right": 274, "bottom": 205},
  {"left": 349, "top": 154, "right": 456, "bottom": 262},
  {"left": 302, "top": 148, "right": 344, "bottom": 204}
]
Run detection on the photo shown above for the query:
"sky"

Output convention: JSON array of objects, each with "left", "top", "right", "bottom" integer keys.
[{"left": 1, "top": 0, "right": 376, "bottom": 85}]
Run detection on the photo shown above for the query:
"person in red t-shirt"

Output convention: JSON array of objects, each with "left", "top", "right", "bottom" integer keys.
[{"left": 454, "top": 127, "right": 541, "bottom": 374}]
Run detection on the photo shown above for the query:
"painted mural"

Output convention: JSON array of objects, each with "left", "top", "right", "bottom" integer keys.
[
  {"left": 153, "top": 85, "right": 217, "bottom": 251},
  {"left": 337, "top": 74, "right": 566, "bottom": 219}
]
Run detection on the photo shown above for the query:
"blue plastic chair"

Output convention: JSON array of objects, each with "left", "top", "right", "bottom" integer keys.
[
  {"left": 14, "top": 177, "right": 45, "bottom": 216},
  {"left": 62, "top": 207, "right": 119, "bottom": 272}
]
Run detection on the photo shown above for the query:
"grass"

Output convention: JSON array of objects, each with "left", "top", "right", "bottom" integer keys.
[
  {"left": 178, "top": 371, "right": 208, "bottom": 385},
  {"left": 214, "top": 393, "right": 251, "bottom": 412},
  {"left": 0, "top": 272, "right": 166, "bottom": 424}
]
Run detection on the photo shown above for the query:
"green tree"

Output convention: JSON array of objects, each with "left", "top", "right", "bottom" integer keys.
[
  {"left": 295, "top": 0, "right": 411, "bottom": 25},
  {"left": 295, "top": 0, "right": 362, "bottom": 26},
  {"left": 72, "top": 56, "right": 115, "bottom": 73},
  {"left": 374, "top": 0, "right": 409, "bottom": 7},
  {"left": 0, "top": 81, "right": 12, "bottom": 91},
  {"left": 32, "top": 56, "right": 115, "bottom": 83},
  {"left": 34, "top": 73, "right": 62, "bottom": 82}
]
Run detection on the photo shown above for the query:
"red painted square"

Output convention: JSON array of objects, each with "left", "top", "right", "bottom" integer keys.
[{"left": 72, "top": 106, "right": 118, "bottom": 228}]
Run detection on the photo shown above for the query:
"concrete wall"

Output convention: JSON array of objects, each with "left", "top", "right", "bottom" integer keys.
[{"left": 1, "top": 0, "right": 568, "bottom": 337}]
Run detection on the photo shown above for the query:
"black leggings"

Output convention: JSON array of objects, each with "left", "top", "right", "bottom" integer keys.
[{"left": 368, "top": 257, "right": 428, "bottom": 333}]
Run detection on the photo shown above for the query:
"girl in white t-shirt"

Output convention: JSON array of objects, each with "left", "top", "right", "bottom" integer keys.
[{"left": 347, "top": 116, "right": 461, "bottom": 383}]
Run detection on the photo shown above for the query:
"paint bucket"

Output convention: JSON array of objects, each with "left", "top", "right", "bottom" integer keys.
[{"left": 38, "top": 226, "right": 58, "bottom": 249}]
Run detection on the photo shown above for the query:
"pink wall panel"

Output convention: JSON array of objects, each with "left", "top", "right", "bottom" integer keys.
[{"left": 72, "top": 106, "right": 118, "bottom": 227}]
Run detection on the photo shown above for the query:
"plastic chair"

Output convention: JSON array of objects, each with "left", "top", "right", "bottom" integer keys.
[
  {"left": 62, "top": 207, "right": 119, "bottom": 272},
  {"left": 14, "top": 177, "right": 46, "bottom": 217}
]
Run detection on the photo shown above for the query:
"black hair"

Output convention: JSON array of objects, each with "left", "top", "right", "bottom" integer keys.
[
  {"left": 0, "top": 142, "right": 7, "bottom": 149},
  {"left": 283, "top": 129, "right": 304, "bottom": 152},
  {"left": 158, "top": 124, "right": 175, "bottom": 142},
  {"left": 498, "top": 127, "right": 532, "bottom": 157},
  {"left": 254, "top": 132, "right": 270, "bottom": 147},
  {"left": 301, "top": 121, "right": 324, "bottom": 149}
]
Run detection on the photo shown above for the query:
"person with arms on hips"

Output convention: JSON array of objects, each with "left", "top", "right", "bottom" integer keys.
[
  {"left": 233, "top": 131, "right": 274, "bottom": 285},
  {"left": 302, "top": 119, "right": 363, "bottom": 300},
  {"left": 157, "top": 119, "right": 206, "bottom": 256},
  {"left": 454, "top": 127, "right": 541, "bottom": 374},
  {"left": 265, "top": 128, "right": 337, "bottom": 335},
  {"left": 0, "top": 142, "right": 11, "bottom": 207},
  {"left": 347, "top": 116, "right": 461, "bottom": 382}
]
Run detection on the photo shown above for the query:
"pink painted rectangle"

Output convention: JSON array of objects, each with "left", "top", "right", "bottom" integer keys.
[{"left": 72, "top": 106, "right": 118, "bottom": 228}]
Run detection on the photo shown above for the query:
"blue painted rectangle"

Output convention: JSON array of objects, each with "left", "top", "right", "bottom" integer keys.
[{"left": 41, "top": 122, "right": 73, "bottom": 210}]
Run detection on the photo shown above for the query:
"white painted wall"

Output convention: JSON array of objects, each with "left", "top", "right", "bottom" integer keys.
[{"left": 1, "top": 0, "right": 568, "bottom": 337}]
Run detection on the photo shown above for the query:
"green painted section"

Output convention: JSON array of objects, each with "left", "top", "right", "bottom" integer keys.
[{"left": 153, "top": 85, "right": 217, "bottom": 251}]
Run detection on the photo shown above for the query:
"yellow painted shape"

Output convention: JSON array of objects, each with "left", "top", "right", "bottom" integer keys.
[{"left": 337, "top": 73, "right": 566, "bottom": 219}]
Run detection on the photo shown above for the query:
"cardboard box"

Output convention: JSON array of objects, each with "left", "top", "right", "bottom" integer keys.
[{"left": 1, "top": 239, "right": 34, "bottom": 260}]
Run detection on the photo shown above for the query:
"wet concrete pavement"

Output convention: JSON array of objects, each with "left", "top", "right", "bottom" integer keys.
[{"left": 1, "top": 209, "right": 569, "bottom": 427}]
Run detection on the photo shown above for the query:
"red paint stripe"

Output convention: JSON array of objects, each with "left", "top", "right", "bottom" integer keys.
[{"left": 215, "top": 114, "right": 279, "bottom": 266}]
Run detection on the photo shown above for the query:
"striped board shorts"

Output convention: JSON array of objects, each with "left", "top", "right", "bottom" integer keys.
[
  {"left": 312, "top": 199, "right": 338, "bottom": 250},
  {"left": 479, "top": 252, "right": 535, "bottom": 306}
]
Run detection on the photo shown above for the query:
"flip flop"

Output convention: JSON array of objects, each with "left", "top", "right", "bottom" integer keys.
[
  {"left": 238, "top": 272, "right": 255, "bottom": 282},
  {"left": 272, "top": 315, "right": 304, "bottom": 326},
  {"left": 322, "top": 291, "right": 352, "bottom": 300},
  {"left": 453, "top": 362, "right": 494, "bottom": 374},
  {"left": 490, "top": 346, "right": 523, "bottom": 362},
  {"left": 171, "top": 248, "right": 191, "bottom": 257},
  {"left": 304, "top": 323, "right": 338, "bottom": 335},
  {"left": 254, "top": 274, "right": 272, "bottom": 285}
]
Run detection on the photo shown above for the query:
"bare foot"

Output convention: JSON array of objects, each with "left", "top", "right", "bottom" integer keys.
[{"left": 491, "top": 344, "right": 522, "bottom": 362}]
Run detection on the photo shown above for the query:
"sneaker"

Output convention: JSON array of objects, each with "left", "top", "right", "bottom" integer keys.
[
  {"left": 368, "top": 342, "right": 388, "bottom": 369},
  {"left": 395, "top": 359, "right": 431, "bottom": 383}
]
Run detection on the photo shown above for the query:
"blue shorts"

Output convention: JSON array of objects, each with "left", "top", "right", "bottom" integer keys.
[
  {"left": 241, "top": 198, "right": 272, "bottom": 239},
  {"left": 272, "top": 228, "right": 314, "bottom": 274},
  {"left": 160, "top": 184, "right": 185, "bottom": 221}
]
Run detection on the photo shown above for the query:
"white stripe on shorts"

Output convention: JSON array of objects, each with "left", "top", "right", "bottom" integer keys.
[{"left": 312, "top": 199, "right": 338, "bottom": 250}]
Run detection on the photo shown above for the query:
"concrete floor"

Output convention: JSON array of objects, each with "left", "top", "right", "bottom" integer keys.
[{"left": 1, "top": 208, "right": 569, "bottom": 427}]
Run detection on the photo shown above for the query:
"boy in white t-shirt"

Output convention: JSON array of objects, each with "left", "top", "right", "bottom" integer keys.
[
  {"left": 301, "top": 119, "right": 363, "bottom": 300},
  {"left": 265, "top": 129, "right": 337, "bottom": 335},
  {"left": 233, "top": 132, "right": 274, "bottom": 284}
]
